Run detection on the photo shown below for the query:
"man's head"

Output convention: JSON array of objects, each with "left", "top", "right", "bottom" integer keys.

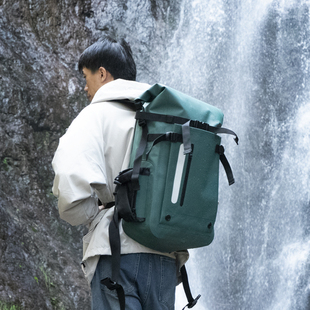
[{"left": 78, "top": 35, "right": 136, "bottom": 101}]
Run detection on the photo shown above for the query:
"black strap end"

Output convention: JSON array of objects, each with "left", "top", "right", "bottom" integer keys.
[
  {"left": 187, "top": 294, "right": 201, "bottom": 309},
  {"left": 182, "top": 294, "right": 201, "bottom": 310},
  {"left": 229, "top": 178, "right": 235, "bottom": 186}
]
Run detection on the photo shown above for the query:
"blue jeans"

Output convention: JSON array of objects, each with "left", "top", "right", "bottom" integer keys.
[{"left": 91, "top": 253, "right": 178, "bottom": 310}]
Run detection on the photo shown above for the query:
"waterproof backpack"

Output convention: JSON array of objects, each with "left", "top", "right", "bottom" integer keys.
[{"left": 102, "top": 84, "right": 238, "bottom": 310}]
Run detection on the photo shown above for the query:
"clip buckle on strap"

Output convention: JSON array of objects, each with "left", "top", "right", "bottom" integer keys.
[
  {"left": 101, "top": 277, "right": 126, "bottom": 310},
  {"left": 101, "top": 277, "right": 119, "bottom": 290},
  {"left": 146, "top": 132, "right": 182, "bottom": 156},
  {"left": 190, "top": 120, "right": 210, "bottom": 131}
]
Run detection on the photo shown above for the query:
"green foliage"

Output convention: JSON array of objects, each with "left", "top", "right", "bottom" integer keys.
[
  {"left": 50, "top": 297, "right": 57, "bottom": 306},
  {"left": 2, "top": 157, "right": 9, "bottom": 172},
  {"left": 50, "top": 297, "right": 66, "bottom": 310},
  {"left": 0, "top": 301, "right": 21, "bottom": 310},
  {"left": 30, "top": 226, "right": 38, "bottom": 233},
  {"left": 39, "top": 266, "right": 55, "bottom": 290}
]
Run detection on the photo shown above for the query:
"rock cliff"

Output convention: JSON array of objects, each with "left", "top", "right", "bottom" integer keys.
[{"left": 0, "top": 0, "right": 180, "bottom": 308}]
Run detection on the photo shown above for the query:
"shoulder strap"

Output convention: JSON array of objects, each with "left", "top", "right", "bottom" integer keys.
[
  {"left": 101, "top": 207, "right": 125, "bottom": 310},
  {"left": 107, "top": 99, "right": 142, "bottom": 111}
]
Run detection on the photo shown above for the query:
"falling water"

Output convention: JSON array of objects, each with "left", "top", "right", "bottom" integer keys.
[{"left": 157, "top": 0, "right": 310, "bottom": 309}]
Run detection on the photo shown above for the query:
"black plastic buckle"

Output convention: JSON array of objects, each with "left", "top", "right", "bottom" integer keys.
[
  {"left": 101, "top": 277, "right": 120, "bottom": 291},
  {"left": 114, "top": 176, "right": 122, "bottom": 185},
  {"left": 134, "top": 99, "right": 144, "bottom": 111},
  {"left": 202, "top": 122, "right": 209, "bottom": 130},
  {"left": 138, "top": 118, "right": 147, "bottom": 127},
  {"left": 215, "top": 144, "right": 225, "bottom": 155},
  {"left": 165, "top": 132, "right": 179, "bottom": 142},
  {"left": 190, "top": 120, "right": 199, "bottom": 128},
  {"left": 190, "top": 120, "right": 209, "bottom": 131}
]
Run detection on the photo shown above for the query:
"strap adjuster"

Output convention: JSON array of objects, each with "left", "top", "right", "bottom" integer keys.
[
  {"left": 190, "top": 120, "right": 210, "bottom": 131},
  {"left": 165, "top": 132, "right": 179, "bottom": 142},
  {"left": 190, "top": 120, "right": 199, "bottom": 128},
  {"left": 101, "top": 277, "right": 120, "bottom": 291},
  {"left": 215, "top": 144, "right": 225, "bottom": 155},
  {"left": 114, "top": 177, "right": 122, "bottom": 185},
  {"left": 138, "top": 118, "right": 147, "bottom": 127}
]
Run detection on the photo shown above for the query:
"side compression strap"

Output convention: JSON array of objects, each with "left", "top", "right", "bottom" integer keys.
[
  {"left": 146, "top": 133, "right": 236, "bottom": 185},
  {"left": 190, "top": 120, "right": 239, "bottom": 144},
  {"left": 215, "top": 145, "right": 235, "bottom": 185}
]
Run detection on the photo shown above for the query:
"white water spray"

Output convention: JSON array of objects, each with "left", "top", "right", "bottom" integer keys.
[{"left": 162, "top": 1, "right": 310, "bottom": 309}]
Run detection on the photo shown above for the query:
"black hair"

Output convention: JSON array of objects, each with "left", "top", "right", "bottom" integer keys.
[{"left": 78, "top": 35, "right": 136, "bottom": 81}]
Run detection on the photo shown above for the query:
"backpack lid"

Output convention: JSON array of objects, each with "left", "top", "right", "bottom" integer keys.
[{"left": 137, "top": 84, "right": 224, "bottom": 127}]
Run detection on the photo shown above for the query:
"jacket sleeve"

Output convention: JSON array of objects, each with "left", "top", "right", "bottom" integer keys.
[{"left": 52, "top": 105, "right": 112, "bottom": 226}]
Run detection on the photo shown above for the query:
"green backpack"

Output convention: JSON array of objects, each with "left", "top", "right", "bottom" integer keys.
[{"left": 102, "top": 84, "right": 238, "bottom": 310}]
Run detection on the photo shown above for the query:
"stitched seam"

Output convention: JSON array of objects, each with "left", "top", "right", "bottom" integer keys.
[{"left": 141, "top": 254, "right": 153, "bottom": 305}]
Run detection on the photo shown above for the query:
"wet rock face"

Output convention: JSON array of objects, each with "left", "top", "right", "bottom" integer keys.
[
  {"left": 0, "top": 0, "right": 181, "bottom": 308},
  {"left": 0, "top": 1, "right": 94, "bottom": 308}
]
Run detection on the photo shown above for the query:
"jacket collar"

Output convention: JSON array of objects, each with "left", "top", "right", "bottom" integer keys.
[{"left": 91, "top": 79, "right": 150, "bottom": 104}]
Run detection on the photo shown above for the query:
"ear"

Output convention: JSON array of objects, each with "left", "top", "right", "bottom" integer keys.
[{"left": 98, "top": 67, "right": 108, "bottom": 83}]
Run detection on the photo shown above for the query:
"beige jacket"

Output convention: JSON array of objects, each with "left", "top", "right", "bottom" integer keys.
[{"left": 52, "top": 79, "right": 188, "bottom": 284}]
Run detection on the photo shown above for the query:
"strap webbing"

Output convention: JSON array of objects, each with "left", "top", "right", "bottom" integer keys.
[
  {"left": 105, "top": 201, "right": 115, "bottom": 209},
  {"left": 181, "top": 265, "right": 201, "bottom": 310},
  {"left": 136, "top": 110, "right": 189, "bottom": 125},
  {"left": 216, "top": 145, "right": 235, "bottom": 185},
  {"left": 108, "top": 99, "right": 142, "bottom": 111},
  {"left": 101, "top": 207, "right": 125, "bottom": 310},
  {"left": 147, "top": 133, "right": 182, "bottom": 143},
  {"left": 131, "top": 123, "right": 148, "bottom": 191}
]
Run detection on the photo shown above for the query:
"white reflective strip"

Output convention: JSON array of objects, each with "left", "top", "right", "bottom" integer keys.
[{"left": 171, "top": 144, "right": 186, "bottom": 204}]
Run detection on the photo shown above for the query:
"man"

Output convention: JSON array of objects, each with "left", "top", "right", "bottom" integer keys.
[{"left": 52, "top": 36, "right": 181, "bottom": 309}]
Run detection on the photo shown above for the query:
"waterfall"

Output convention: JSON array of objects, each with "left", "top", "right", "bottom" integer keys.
[
  {"left": 158, "top": 0, "right": 310, "bottom": 309},
  {"left": 2, "top": 0, "right": 309, "bottom": 307}
]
